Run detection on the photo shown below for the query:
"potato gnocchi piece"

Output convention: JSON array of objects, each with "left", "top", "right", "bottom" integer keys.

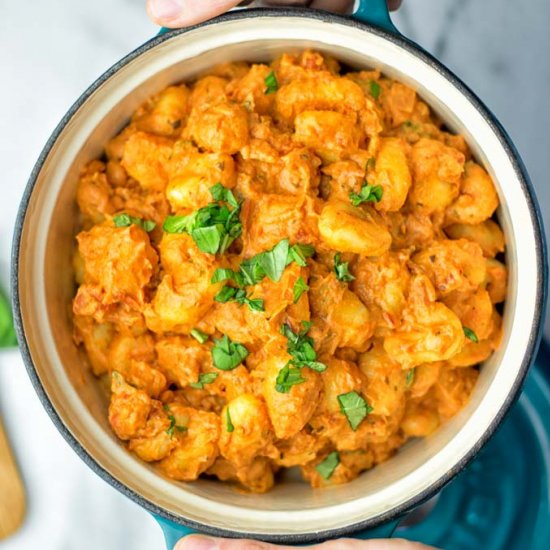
[
  {"left": 318, "top": 200, "right": 391, "bottom": 257},
  {"left": 445, "top": 162, "right": 499, "bottom": 225},
  {"left": 413, "top": 239, "right": 486, "bottom": 297},
  {"left": 158, "top": 405, "right": 220, "bottom": 481},
  {"left": 409, "top": 138, "right": 465, "bottom": 214},
  {"left": 445, "top": 219, "right": 505, "bottom": 258},
  {"left": 384, "top": 275, "right": 465, "bottom": 369},
  {"left": 121, "top": 131, "right": 173, "bottom": 192}
]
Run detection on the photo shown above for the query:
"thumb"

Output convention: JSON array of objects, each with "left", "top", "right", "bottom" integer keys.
[
  {"left": 147, "top": 0, "right": 242, "bottom": 28},
  {"left": 175, "top": 534, "right": 436, "bottom": 550}
]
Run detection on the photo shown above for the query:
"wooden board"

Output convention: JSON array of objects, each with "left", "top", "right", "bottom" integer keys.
[{"left": 0, "top": 418, "right": 26, "bottom": 540}]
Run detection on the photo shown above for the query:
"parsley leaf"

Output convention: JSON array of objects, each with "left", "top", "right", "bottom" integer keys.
[
  {"left": 212, "top": 335, "right": 249, "bottom": 371},
  {"left": 337, "top": 391, "right": 372, "bottom": 431},
  {"left": 210, "top": 182, "right": 238, "bottom": 208},
  {"left": 164, "top": 405, "right": 188, "bottom": 437},
  {"left": 162, "top": 184, "right": 242, "bottom": 255},
  {"left": 349, "top": 183, "right": 383, "bottom": 207},
  {"left": 214, "top": 285, "right": 265, "bottom": 312},
  {"left": 264, "top": 70, "right": 279, "bottom": 94},
  {"left": 369, "top": 81, "right": 381, "bottom": 100},
  {"left": 257, "top": 239, "right": 289, "bottom": 282},
  {"left": 190, "top": 328, "right": 209, "bottom": 344},
  {"left": 275, "top": 364, "right": 306, "bottom": 393},
  {"left": 463, "top": 326, "right": 479, "bottom": 343},
  {"left": 287, "top": 243, "right": 316, "bottom": 267},
  {"left": 333, "top": 253, "right": 355, "bottom": 283},
  {"left": 190, "top": 372, "right": 218, "bottom": 389},
  {"left": 293, "top": 276, "right": 309, "bottom": 303},
  {"left": 406, "top": 368, "right": 415, "bottom": 388},
  {"left": 113, "top": 213, "right": 156, "bottom": 232},
  {"left": 226, "top": 407, "right": 235, "bottom": 433},
  {"left": 315, "top": 451, "right": 340, "bottom": 480},
  {"left": 276, "top": 322, "right": 326, "bottom": 393}
]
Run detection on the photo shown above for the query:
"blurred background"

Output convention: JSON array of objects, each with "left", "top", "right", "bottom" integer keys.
[{"left": 1, "top": 0, "right": 549, "bottom": 548}]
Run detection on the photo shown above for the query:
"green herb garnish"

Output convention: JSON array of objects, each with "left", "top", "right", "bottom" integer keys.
[
  {"left": 275, "top": 364, "right": 306, "bottom": 393},
  {"left": 257, "top": 239, "right": 290, "bottom": 282},
  {"left": 264, "top": 70, "right": 279, "bottom": 95},
  {"left": 315, "top": 451, "right": 340, "bottom": 480},
  {"left": 333, "top": 253, "right": 355, "bottom": 283},
  {"left": 349, "top": 183, "right": 383, "bottom": 207},
  {"left": 406, "top": 368, "right": 415, "bottom": 388},
  {"left": 275, "top": 322, "right": 326, "bottom": 393},
  {"left": 163, "top": 184, "right": 242, "bottom": 255},
  {"left": 463, "top": 327, "right": 479, "bottom": 343},
  {"left": 211, "top": 335, "right": 249, "bottom": 371},
  {"left": 293, "top": 276, "right": 309, "bottom": 303},
  {"left": 214, "top": 286, "right": 265, "bottom": 312},
  {"left": 287, "top": 243, "right": 316, "bottom": 267},
  {"left": 209, "top": 182, "right": 238, "bottom": 208},
  {"left": 366, "top": 157, "right": 376, "bottom": 171},
  {"left": 164, "top": 405, "right": 188, "bottom": 437},
  {"left": 190, "top": 372, "right": 218, "bottom": 389},
  {"left": 226, "top": 407, "right": 235, "bottom": 433},
  {"left": 211, "top": 240, "right": 314, "bottom": 312},
  {"left": 369, "top": 81, "right": 381, "bottom": 100},
  {"left": 113, "top": 213, "right": 156, "bottom": 232},
  {"left": 190, "top": 328, "right": 209, "bottom": 344},
  {"left": 337, "top": 391, "right": 372, "bottom": 431}
]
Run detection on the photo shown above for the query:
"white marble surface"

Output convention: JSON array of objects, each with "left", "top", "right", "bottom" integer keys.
[{"left": 1, "top": 1, "right": 550, "bottom": 548}]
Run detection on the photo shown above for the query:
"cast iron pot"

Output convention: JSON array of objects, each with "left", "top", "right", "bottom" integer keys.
[{"left": 11, "top": 0, "right": 548, "bottom": 546}]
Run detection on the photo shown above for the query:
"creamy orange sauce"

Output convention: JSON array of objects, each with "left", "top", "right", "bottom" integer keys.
[{"left": 72, "top": 50, "right": 505, "bottom": 492}]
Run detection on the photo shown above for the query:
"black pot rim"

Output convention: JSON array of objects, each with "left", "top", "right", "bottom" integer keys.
[{"left": 10, "top": 7, "right": 548, "bottom": 544}]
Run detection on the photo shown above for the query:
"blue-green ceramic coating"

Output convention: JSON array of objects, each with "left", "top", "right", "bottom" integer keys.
[{"left": 354, "top": 0, "right": 397, "bottom": 32}]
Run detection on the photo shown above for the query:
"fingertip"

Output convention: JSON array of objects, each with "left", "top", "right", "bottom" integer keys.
[{"left": 174, "top": 534, "right": 218, "bottom": 550}]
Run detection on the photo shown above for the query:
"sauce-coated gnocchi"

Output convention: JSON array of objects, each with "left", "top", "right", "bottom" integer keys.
[{"left": 73, "top": 50, "right": 505, "bottom": 492}]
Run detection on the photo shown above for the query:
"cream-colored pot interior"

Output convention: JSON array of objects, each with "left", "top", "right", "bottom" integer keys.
[{"left": 15, "top": 13, "right": 543, "bottom": 536}]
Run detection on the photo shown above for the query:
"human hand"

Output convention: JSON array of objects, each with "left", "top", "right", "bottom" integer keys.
[
  {"left": 174, "top": 535, "right": 435, "bottom": 550},
  {"left": 147, "top": 0, "right": 403, "bottom": 29}
]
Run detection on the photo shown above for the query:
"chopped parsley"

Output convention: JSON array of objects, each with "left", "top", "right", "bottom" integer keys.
[
  {"left": 211, "top": 335, "right": 249, "bottom": 371},
  {"left": 214, "top": 285, "right": 265, "bottom": 312},
  {"left": 293, "top": 276, "right": 309, "bottom": 303},
  {"left": 366, "top": 157, "right": 376, "bottom": 171},
  {"left": 226, "top": 407, "right": 235, "bottom": 433},
  {"left": 162, "top": 184, "right": 242, "bottom": 255},
  {"left": 163, "top": 405, "right": 188, "bottom": 437},
  {"left": 190, "top": 328, "right": 209, "bottom": 344},
  {"left": 333, "top": 253, "right": 355, "bottom": 283},
  {"left": 275, "top": 364, "right": 306, "bottom": 393},
  {"left": 189, "top": 372, "right": 218, "bottom": 389},
  {"left": 264, "top": 70, "right": 279, "bottom": 95},
  {"left": 349, "top": 183, "right": 383, "bottom": 207},
  {"left": 113, "top": 213, "right": 156, "bottom": 232},
  {"left": 369, "top": 81, "right": 381, "bottom": 100},
  {"left": 276, "top": 322, "right": 326, "bottom": 393},
  {"left": 209, "top": 182, "right": 238, "bottom": 208},
  {"left": 315, "top": 451, "right": 340, "bottom": 480},
  {"left": 211, "top": 240, "right": 315, "bottom": 312},
  {"left": 287, "top": 243, "right": 316, "bottom": 267},
  {"left": 463, "top": 326, "right": 479, "bottom": 343},
  {"left": 406, "top": 368, "right": 415, "bottom": 388},
  {"left": 337, "top": 391, "right": 372, "bottom": 431}
]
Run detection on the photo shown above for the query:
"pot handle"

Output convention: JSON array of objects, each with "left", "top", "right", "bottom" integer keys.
[
  {"left": 352, "top": 0, "right": 398, "bottom": 33},
  {"left": 154, "top": 514, "right": 400, "bottom": 549}
]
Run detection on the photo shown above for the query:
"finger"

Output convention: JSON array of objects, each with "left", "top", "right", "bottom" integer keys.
[
  {"left": 388, "top": 0, "right": 403, "bottom": 10},
  {"left": 147, "top": 0, "right": 242, "bottom": 28},
  {"left": 309, "top": 0, "right": 353, "bottom": 14},
  {"left": 175, "top": 535, "right": 436, "bottom": 550}
]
